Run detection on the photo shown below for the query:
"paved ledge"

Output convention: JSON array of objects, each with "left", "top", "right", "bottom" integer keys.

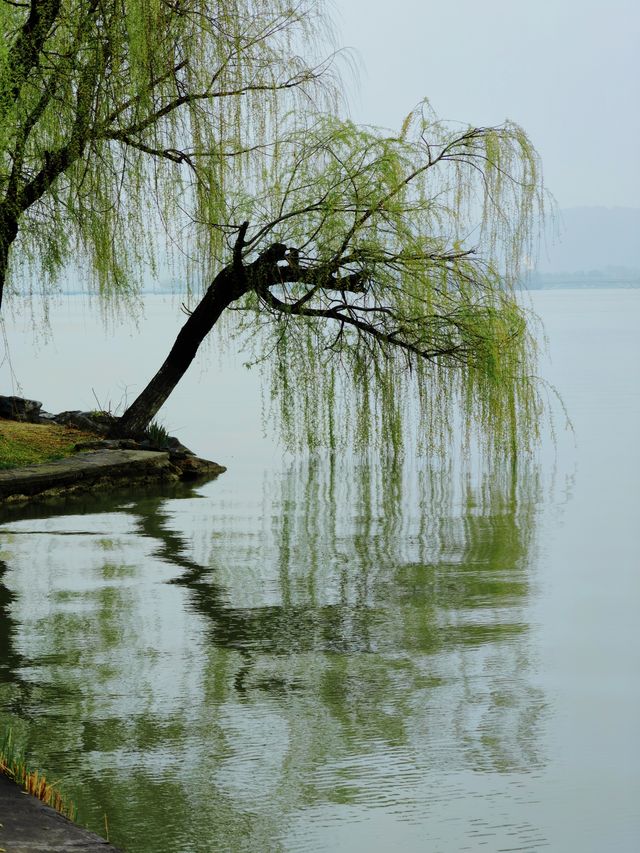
[
  {"left": 0, "top": 773, "right": 121, "bottom": 852},
  {"left": 0, "top": 448, "right": 225, "bottom": 505}
]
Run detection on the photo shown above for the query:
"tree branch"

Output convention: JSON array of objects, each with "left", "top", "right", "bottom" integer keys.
[
  {"left": 0, "top": 0, "right": 62, "bottom": 123},
  {"left": 233, "top": 220, "right": 249, "bottom": 277},
  {"left": 244, "top": 248, "right": 464, "bottom": 364},
  {"left": 15, "top": 53, "right": 101, "bottom": 212},
  {"left": 256, "top": 283, "right": 462, "bottom": 363}
]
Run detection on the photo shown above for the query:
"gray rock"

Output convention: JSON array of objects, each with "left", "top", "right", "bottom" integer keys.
[
  {"left": 0, "top": 395, "right": 42, "bottom": 422},
  {"left": 116, "top": 439, "right": 141, "bottom": 450},
  {"left": 53, "top": 409, "right": 83, "bottom": 424},
  {"left": 54, "top": 411, "right": 108, "bottom": 434},
  {"left": 137, "top": 437, "right": 194, "bottom": 455},
  {"left": 0, "top": 449, "right": 176, "bottom": 501},
  {"left": 74, "top": 440, "right": 117, "bottom": 451},
  {"left": 174, "top": 441, "right": 195, "bottom": 456},
  {"left": 74, "top": 439, "right": 140, "bottom": 451},
  {"left": 0, "top": 446, "right": 227, "bottom": 504},
  {"left": 177, "top": 455, "right": 227, "bottom": 479}
]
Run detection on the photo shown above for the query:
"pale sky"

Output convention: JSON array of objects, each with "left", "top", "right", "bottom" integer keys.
[{"left": 334, "top": 0, "right": 639, "bottom": 209}]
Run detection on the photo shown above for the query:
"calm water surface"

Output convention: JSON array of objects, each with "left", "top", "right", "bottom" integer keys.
[{"left": 0, "top": 290, "right": 638, "bottom": 852}]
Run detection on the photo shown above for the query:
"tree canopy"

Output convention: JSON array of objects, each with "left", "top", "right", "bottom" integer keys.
[
  {"left": 0, "top": 0, "right": 334, "bottom": 302},
  {"left": 0, "top": 0, "right": 547, "bottom": 454}
]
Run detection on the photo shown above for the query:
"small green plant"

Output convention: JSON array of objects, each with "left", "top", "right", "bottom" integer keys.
[
  {"left": 89, "top": 387, "right": 133, "bottom": 427},
  {"left": 144, "top": 419, "right": 172, "bottom": 448},
  {"left": 0, "top": 728, "right": 77, "bottom": 821}
]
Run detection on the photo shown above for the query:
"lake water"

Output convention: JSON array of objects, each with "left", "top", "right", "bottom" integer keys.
[{"left": 0, "top": 290, "right": 638, "bottom": 852}]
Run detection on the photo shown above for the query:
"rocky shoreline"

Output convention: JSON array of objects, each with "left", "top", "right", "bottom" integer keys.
[{"left": 0, "top": 395, "right": 226, "bottom": 505}]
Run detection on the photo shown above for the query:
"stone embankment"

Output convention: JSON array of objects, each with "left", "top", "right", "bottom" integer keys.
[
  {"left": 0, "top": 395, "right": 225, "bottom": 504},
  {"left": 0, "top": 774, "right": 121, "bottom": 852}
]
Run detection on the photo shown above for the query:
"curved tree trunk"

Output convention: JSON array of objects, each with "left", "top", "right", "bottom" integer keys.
[
  {"left": 110, "top": 235, "right": 286, "bottom": 438},
  {"left": 0, "top": 208, "right": 19, "bottom": 312},
  {"left": 111, "top": 264, "right": 246, "bottom": 438}
]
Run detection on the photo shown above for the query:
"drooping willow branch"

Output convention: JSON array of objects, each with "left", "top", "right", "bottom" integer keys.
[{"left": 246, "top": 246, "right": 473, "bottom": 366}]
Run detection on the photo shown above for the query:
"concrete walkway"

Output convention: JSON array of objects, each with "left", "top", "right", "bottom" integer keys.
[{"left": 0, "top": 774, "right": 121, "bottom": 852}]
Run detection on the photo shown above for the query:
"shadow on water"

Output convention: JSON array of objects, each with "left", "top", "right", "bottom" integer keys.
[
  {"left": 173, "top": 457, "right": 538, "bottom": 657},
  {"left": 0, "top": 558, "right": 27, "bottom": 709},
  {"left": 0, "top": 456, "right": 547, "bottom": 851}
]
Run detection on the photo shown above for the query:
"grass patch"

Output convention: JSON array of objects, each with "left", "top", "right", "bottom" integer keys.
[
  {"left": 0, "top": 419, "right": 97, "bottom": 470},
  {"left": 144, "top": 418, "right": 172, "bottom": 448},
  {"left": 0, "top": 728, "right": 78, "bottom": 821}
]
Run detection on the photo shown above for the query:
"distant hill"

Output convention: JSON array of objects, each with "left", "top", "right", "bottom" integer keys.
[
  {"left": 536, "top": 206, "right": 640, "bottom": 275},
  {"left": 525, "top": 267, "right": 640, "bottom": 290}
]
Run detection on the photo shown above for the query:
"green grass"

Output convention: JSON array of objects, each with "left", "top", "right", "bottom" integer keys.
[
  {"left": 0, "top": 419, "right": 97, "bottom": 470},
  {"left": 145, "top": 418, "right": 172, "bottom": 448},
  {"left": 0, "top": 728, "right": 78, "bottom": 821}
]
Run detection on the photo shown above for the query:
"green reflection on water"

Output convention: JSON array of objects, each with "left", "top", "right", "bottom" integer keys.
[{"left": 0, "top": 459, "right": 544, "bottom": 852}]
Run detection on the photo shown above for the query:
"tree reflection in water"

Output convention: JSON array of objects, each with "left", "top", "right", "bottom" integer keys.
[
  {"left": 0, "top": 456, "right": 546, "bottom": 851},
  {"left": 0, "top": 557, "right": 28, "bottom": 715}
]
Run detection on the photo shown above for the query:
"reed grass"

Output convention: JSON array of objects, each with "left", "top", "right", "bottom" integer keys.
[
  {"left": 145, "top": 418, "right": 172, "bottom": 448},
  {"left": 0, "top": 729, "right": 77, "bottom": 821}
]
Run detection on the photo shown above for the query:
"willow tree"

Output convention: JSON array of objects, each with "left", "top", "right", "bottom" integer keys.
[
  {"left": 0, "top": 0, "right": 334, "bottom": 307},
  {"left": 113, "top": 107, "right": 545, "bottom": 453},
  {"left": 0, "top": 1, "right": 545, "bottom": 453}
]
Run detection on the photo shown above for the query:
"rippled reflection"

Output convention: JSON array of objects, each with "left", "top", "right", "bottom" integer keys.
[{"left": 0, "top": 457, "right": 546, "bottom": 851}]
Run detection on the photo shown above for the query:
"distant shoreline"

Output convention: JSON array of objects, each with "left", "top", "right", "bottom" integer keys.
[
  {"left": 13, "top": 281, "right": 640, "bottom": 298},
  {"left": 522, "top": 280, "right": 640, "bottom": 290}
]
